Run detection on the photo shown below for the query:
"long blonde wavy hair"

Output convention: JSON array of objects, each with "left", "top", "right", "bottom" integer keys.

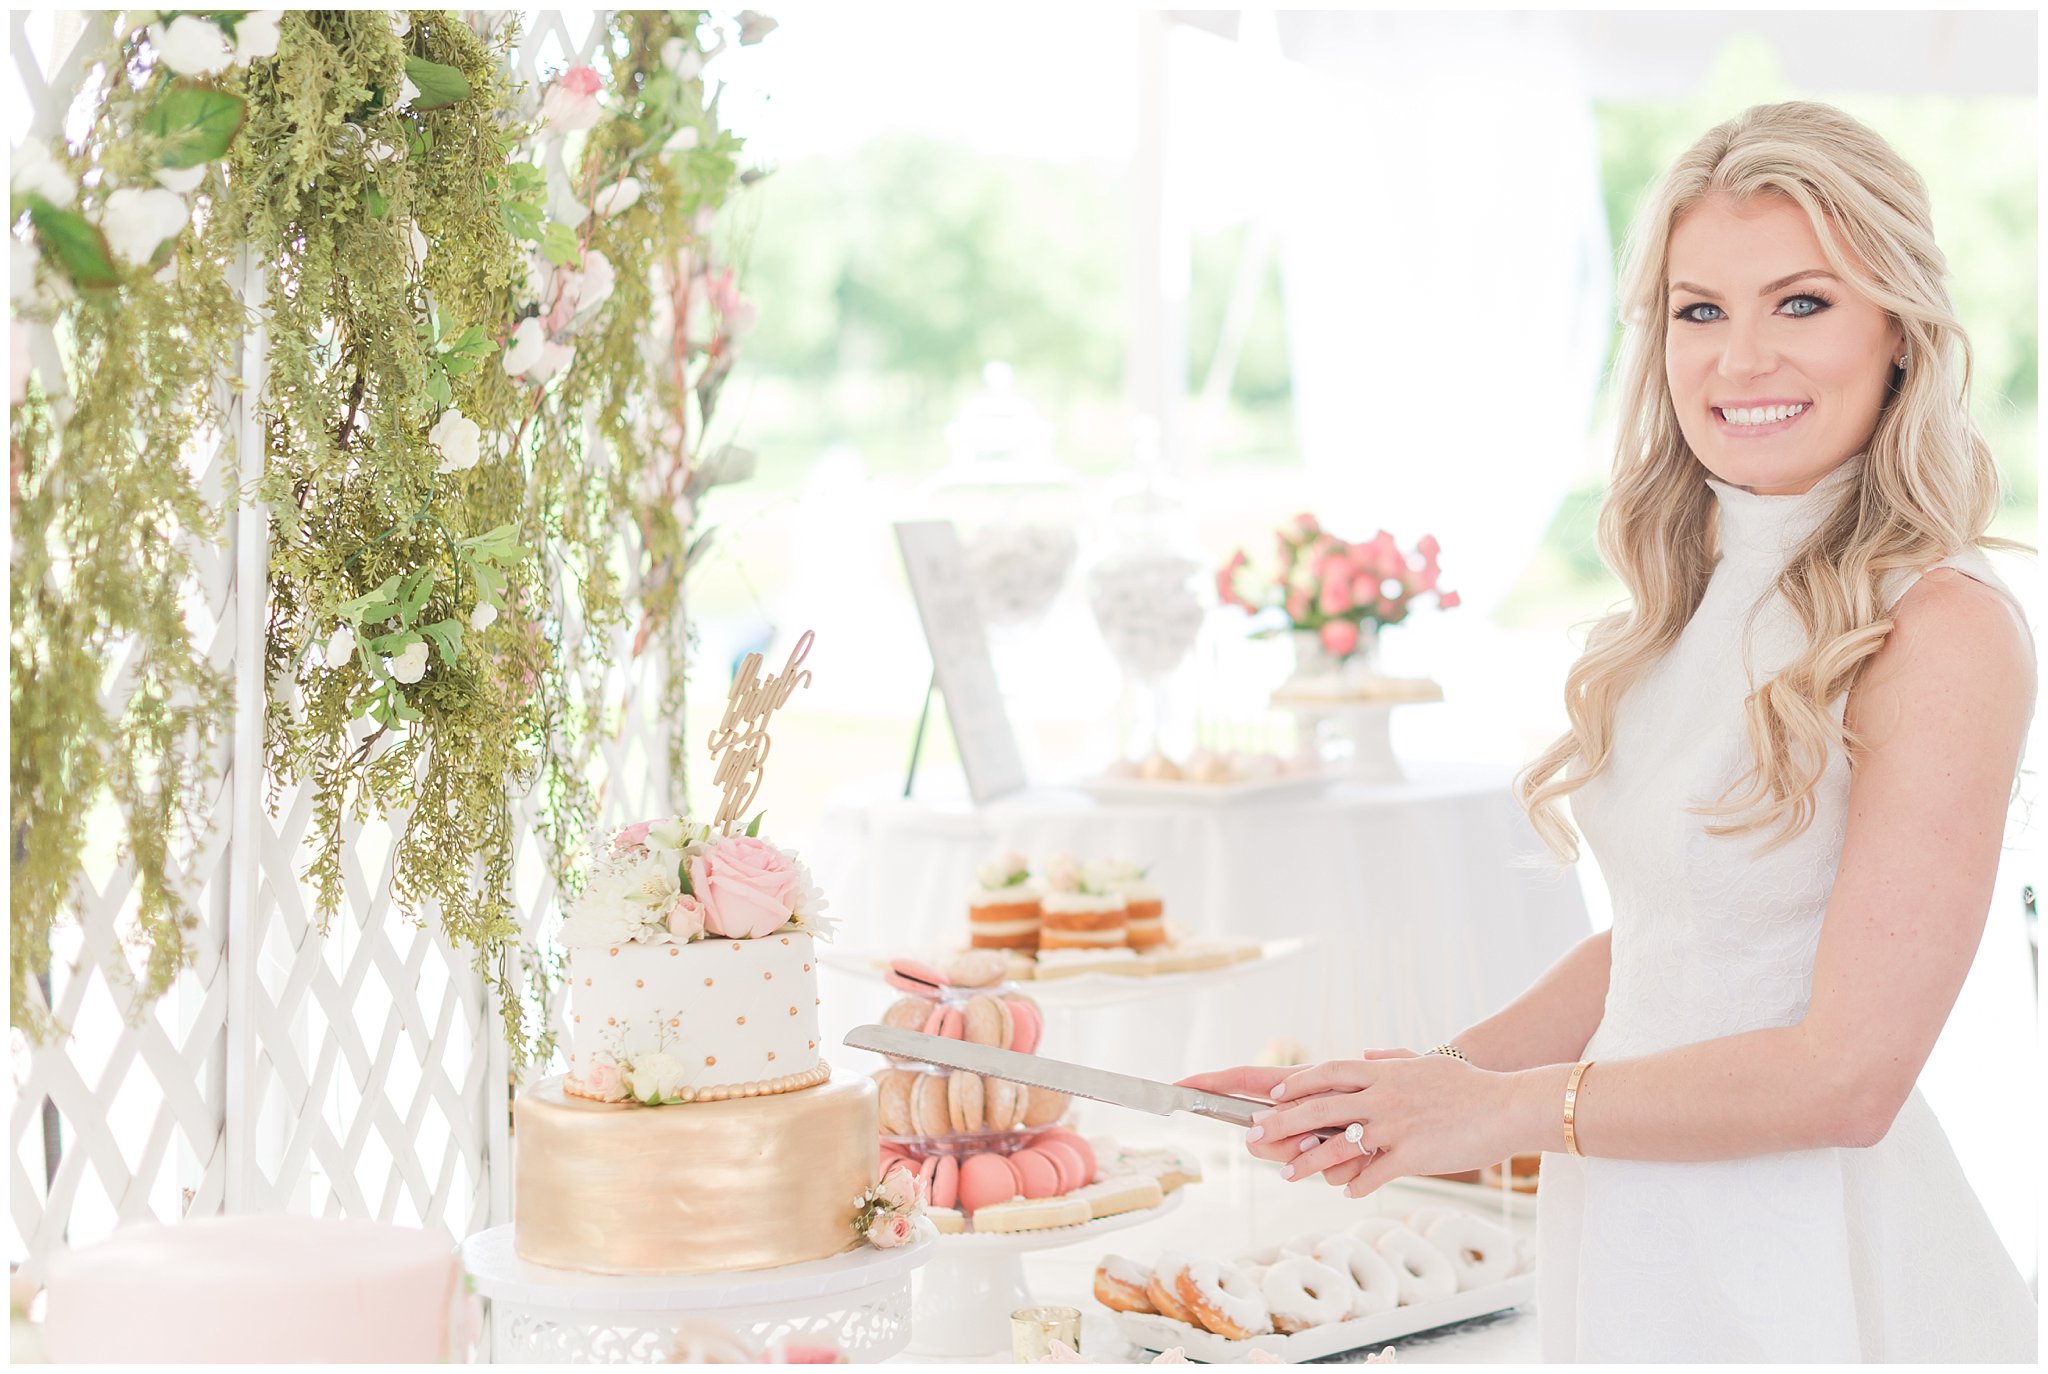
[{"left": 1516, "top": 100, "right": 2022, "bottom": 861}]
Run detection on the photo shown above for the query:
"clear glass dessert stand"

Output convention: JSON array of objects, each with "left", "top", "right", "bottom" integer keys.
[
  {"left": 460, "top": 1224, "right": 933, "bottom": 1363},
  {"left": 820, "top": 936, "right": 1312, "bottom": 1013},
  {"left": 906, "top": 1189, "right": 1185, "bottom": 1358}
]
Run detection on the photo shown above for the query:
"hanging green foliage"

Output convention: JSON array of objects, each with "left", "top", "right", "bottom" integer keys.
[{"left": 10, "top": 9, "right": 773, "bottom": 1061}]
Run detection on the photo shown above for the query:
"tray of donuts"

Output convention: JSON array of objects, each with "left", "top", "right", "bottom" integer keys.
[{"left": 1094, "top": 1205, "right": 1533, "bottom": 1363}]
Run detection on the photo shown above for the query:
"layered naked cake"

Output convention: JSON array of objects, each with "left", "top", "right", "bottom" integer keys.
[
  {"left": 967, "top": 851, "right": 1042, "bottom": 950},
  {"left": 515, "top": 816, "right": 883, "bottom": 1276},
  {"left": 1085, "top": 857, "right": 1165, "bottom": 949}
]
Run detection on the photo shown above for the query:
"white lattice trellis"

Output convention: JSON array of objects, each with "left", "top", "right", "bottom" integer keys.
[{"left": 8, "top": 11, "right": 678, "bottom": 1306}]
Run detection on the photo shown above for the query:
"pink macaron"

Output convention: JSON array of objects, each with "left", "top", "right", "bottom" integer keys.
[
  {"left": 939, "top": 1006, "right": 966, "bottom": 1041},
  {"left": 1034, "top": 1139, "right": 1087, "bottom": 1194},
  {"left": 1029, "top": 1128, "right": 1097, "bottom": 1183},
  {"left": 885, "top": 958, "right": 950, "bottom": 998},
  {"left": 1003, "top": 997, "right": 1042, "bottom": 1054},
  {"left": 920, "top": 1003, "right": 948, "bottom": 1037},
  {"left": 957, "top": 1152, "right": 1021, "bottom": 1215},
  {"left": 928, "top": 1154, "right": 960, "bottom": 1210},
  {"left": 1006, "top": 1148, "right": 1063, "bottom": 1199}
]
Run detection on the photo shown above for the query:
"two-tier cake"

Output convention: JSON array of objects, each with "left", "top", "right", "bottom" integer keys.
[{"left": 513, "top": 816, "right": 881, "bottom": 1276}]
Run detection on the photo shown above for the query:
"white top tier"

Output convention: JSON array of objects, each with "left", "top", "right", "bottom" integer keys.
[{"left": 564, "top": 932, "right": 822, "bottom": 1096}]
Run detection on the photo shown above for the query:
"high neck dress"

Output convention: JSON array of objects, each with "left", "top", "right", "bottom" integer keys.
[{"left": 1534, "top": 458, "right": 2038, "bottom": 1362}]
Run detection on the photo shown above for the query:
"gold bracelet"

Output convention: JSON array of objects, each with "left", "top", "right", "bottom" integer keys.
[
  {"left": 1427, "top": 1045, "right": 1467, "bottom": 1063},
  {"left": 1563, "top": 1060, "right": 1594, "bottom": 1157}
]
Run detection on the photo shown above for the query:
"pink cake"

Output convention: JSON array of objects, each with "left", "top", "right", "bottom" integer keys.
[{"left": 41, "top": 1214, "right": 472, "bottom": 1363}]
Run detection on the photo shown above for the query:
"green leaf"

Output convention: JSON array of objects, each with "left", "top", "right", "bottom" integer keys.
[
  {"left": 27, "top": 201, "right": 119, "bottom": 289},
  {"left": 391, "top": 694, "right": 423, "bottom": 723},
  {"left": 139, "top": 81, "right": 247, "bottom": 169},
  {"left": 404, "top": 56, "right": 472, "bottom": 111},
  {"left": 398, "top": 567, "right": 436, "bottom": 621},
  {"left": 425, "top": 371, "right": 452, "bottom": 406},
  {"left": 442, "top": 354, "right": 475, "bottom": 376},
  {"left": 363, "top": 186, "right": 389, "bottom": 218},
  {"left": 539, "top": 222, "right": 580, "bottom": 266},
  {"left": 419, "top": 618, "right": 464, "bottom": 666},
  {"left": 744, "top": 811, "right": 764, "bottom": 838}
]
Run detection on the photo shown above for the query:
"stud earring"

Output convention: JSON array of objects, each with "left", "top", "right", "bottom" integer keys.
[{"left": 1897, "top": 350, "right": 1910, "bottom": 368}]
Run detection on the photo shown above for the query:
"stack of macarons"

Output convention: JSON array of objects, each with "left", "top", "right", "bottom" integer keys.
[
  {"left": 871, "top": 959, "right": 1066, "bottom": 1140},
  {"left": 878, "top": 1127, "right": 1165, "bottom": 1234}
]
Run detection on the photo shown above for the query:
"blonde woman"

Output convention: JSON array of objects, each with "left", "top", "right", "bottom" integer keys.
[{"left": 1183, "top": 102, "right": 2036, "bottom": 1360}]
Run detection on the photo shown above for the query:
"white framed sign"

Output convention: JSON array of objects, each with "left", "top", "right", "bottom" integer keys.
[{"left": 893, "top": 520, "right": 1027, "bottom": 803}]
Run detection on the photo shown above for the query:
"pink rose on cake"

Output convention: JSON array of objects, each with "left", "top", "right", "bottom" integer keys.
[
  {"left": 690, "top": 835, "right": 801, "bottom": 938},
  {"left": 581, "top": 1056, "right": 630, "bottom": 1103},
  {"left": 869, "top": 1212, "right": 916, "bottom": 1249},
  {"left": 876, "top": 1165, "right": 923, "bottom": 1213},
  {"left": 666, "top": 891, "right": 707, "bottom": 941}
]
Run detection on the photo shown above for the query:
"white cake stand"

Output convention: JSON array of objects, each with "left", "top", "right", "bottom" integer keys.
[
  {"left": 1272, "top": 697, "right": 1439, "bottom": 784},
  {"left": 461, "top": 1224, "right": 934, "bottom": 1363},
  {"left": 909, "top": 1190, "right": 1184, "bottom": 1358}
]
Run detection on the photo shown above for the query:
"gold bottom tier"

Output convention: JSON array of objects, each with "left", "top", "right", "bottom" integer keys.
[{"left": 514, "top": 1071, "right": 879, "bottom": 1276}]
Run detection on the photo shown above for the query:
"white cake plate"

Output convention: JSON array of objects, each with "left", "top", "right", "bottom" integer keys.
[
  {"left": 822, "top": 938, "right": 1309, "bottom": 1011},
  {"left": 461, "top": 1223, "right": 934, "bottom": 1363},
  {"left": 908, "top": 1190, "right": 1184, "bottom": 1358},
  {"left": 1271, "top": 697, "right": 1439, "bottom": 784}
]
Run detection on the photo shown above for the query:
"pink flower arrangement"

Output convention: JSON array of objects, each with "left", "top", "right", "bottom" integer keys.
[
  {"left": 537, "top": 65, "right": 604, "bottom": 136},
  {"left": 853, "top": 1170, "right": 925, "bottom": 1250},
  {"left": 1217, "top": 515, "right": 1457, "bottom": 661},
  {"left": 689, "top": 834, "right": 802, "bottom": 938}
]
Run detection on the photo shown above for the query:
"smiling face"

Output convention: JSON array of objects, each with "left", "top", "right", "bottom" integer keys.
[{"left": 1664, "top": 193, "right": 1904, "bottom": 495}]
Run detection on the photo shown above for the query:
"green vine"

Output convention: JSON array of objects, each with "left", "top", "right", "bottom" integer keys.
[{"left": 10, "top": 10, "right": 772, "bottom": 1061}]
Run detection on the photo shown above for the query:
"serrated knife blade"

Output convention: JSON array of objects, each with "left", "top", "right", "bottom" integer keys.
[{"left": 843, "top": 1025, "right": 1265, "bottom": 1126}]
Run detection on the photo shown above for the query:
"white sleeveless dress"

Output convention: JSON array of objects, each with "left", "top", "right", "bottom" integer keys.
[{"left": 1536, "top": 459, "right": 2038, "bottom": 1362}]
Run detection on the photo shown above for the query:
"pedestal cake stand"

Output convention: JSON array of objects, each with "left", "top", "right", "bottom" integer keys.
[{"left": 461, "top": 1224, "right": 934, "bottom": 1363}]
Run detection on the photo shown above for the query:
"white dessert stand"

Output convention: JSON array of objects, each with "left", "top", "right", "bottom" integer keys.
[
  {"left": 908, "top": 1190, "right": 1184, "bottom": 1358},
  {"left": 461, "top": 1224, "right": 933, "bottom": 1363},
  {"left": 1272, "top": 697, "right": 1439, "bottom": 784}
]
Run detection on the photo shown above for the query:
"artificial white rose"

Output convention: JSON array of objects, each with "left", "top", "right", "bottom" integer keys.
[
  {"left": 391, "top": 12, "right": 411, "bottom": 37},
  {"left": 397, "top": 74, "right": 421, "bottom": 110},
  {"left": 736, "top": 11, "right": 778, "bottom": 45},
  {"left": 592, "top": 178, "right": 641, "bottom": 217},
  {"left": 627, "top": 1051, "right": 688, "bottom": 1104},
  {"left": 386, "top": 639, "right": 430, "bottom": 684},
  {"left": 557, "top": 873, "right": 655, "bottom": 946},
  {"left": 575, "top": 249, "right": 615, "bottom": 316},
  {"left": 97, "top": 187, "right": 190, "bottom": 267},
  {"left": 11, "top": 140, "right": 75, "bottom": 207},
  {"left": 234, "top": 10, "right": 283, "bottom": 61},
  {"left": 470, "top": 601, "right": 498, "bottom": 632},
  {"left": 152, "top": 164, "right": 207, "bottom": 194},
  {"left": 429, "top": 408, "right": 481, "bottom": 473},
  {"left": 324, "top": 624, "right": 357, "bottom": 667},
  {"left": 150, "top": 15, "right": 235, "bottom": 76},
  {"left": 501, "top": 315, "right": 545, "bottom": 376}
]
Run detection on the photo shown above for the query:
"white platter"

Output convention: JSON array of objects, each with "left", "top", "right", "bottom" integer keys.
[
  {"left": 1114, "top": 1271, "right": 1535, "bottom": 1363},
  {"left": 1071, "top": 773, "right": 1335, "bottom": 806}
]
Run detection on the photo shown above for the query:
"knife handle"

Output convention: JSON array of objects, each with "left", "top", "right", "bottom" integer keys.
[{"left": 1187, "top": 1092, "right": 1265, "bottom": 1127}]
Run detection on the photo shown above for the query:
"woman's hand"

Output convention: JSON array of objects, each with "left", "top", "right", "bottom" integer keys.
[{"left": 1184, "top": 1052, "right": 1528, "bottom": 1198}]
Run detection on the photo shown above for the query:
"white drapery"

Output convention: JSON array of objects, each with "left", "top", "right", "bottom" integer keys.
[{"left": 1270, "top": 12, "right": 1614, "bottom": 619}]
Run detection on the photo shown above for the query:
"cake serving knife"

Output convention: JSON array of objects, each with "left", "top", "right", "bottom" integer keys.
[{"left": 843, "top": 1025, "right": 1266, "bottom": 1126}]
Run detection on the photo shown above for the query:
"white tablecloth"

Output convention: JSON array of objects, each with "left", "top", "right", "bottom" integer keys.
[{"left": 810, "top": 762, "right": 1591, "bottom": 1077}]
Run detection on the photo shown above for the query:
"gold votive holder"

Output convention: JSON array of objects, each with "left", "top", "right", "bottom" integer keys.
[{"left": 1010, "top": 1305, "right": 1082, "bottom": 1362}]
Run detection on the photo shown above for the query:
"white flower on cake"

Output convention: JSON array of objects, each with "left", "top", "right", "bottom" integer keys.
[
  {"left": 784, "top": 850, "right": 838, "bottom": 941},
  {"left": 558, "top": 865, "right": 666, "bottom": 947},
  {"left": 976, "top": 851, "right": 1031, "bottom": 889},
  {"left": 1082, "top": 857, "right": 1147, "bottom": 892},
  {"left": 625, "top": 1051, "right": 689, "bottom": 1105},
  {"left": 1038, "top": 851, "right": 1082, "bottom": 894}
]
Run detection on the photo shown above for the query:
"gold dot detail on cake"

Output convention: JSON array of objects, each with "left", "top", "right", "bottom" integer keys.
[
  {"left": 781, "top": 936, "right": 790, "bottom": 945},
  {"left": 789, "top": 1007, "right": 798, "bottom": 1016},
  {"left": 764, "top": 971, "right": 773, "bottom": 981},
  {"left": 583, "top": 978, "right": 591, "bottom": 986},
  {"left": 737, "top": 1015, "right": 746, "bottom": 1025},
  {"left": 705, "top": 1055, "right": 716, "bottom": 1066},
  {"left": 635, "top": 979, "right": 644, "bottom": 989},
  {"left": 670, "top": 1018, "right": 679, "bottom": 1027},
  {"left": 731, "top": 942, "right": 742, "bottom": 951},
  {"left": 607, "top": 1017, "right": 616, "bottom": 1026},
  {"left": 768, "top": 1051, "right": 776, "bottom": 1061},
  {"left": 669, "top": 948, "right": 678, "bottom": 957},
  {"left": 704, "top": 977, "right": 713, "bottom": 987},
  {"left": 610, "top": 948, "right": 619, "bottom": 957}
]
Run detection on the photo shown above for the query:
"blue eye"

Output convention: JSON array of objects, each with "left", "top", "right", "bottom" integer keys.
[
  {"left": 1672, "top": 302, "right": 1723, "bottom": 323},
  {"left": 1780, "top": 293, "right": 1832, "bottom": 317}
]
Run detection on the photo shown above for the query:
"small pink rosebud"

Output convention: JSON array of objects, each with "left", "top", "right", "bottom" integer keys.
[
  {"left": 1285, "top": 588, "right": 1311, "bottom": 624},
  {"left": 1417, "top": 533, "right": 1440, "bottom": 559},
  {"left": 1438, "top": 590, "right": 1461, "bottom": 610},
  {"left": 1294, "top": 512, "right": 1320, "bottom": 536},
  {"left": 1320, "top": 619, "right": 1359, "bottom": 656},
  {"left": 1318, "top": 575, "right": 1352, "bottom": 618}
]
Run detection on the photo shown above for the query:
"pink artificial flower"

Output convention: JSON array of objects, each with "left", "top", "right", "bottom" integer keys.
[
  {"left": 1416, "top": 533, "right": 1440, "bottom": 560},
  {"left": 869, "top": 1211, "right": 916, "bottom": 1249},
  {"left": 1438, "top": 590, "right": 1461, "bottom": 610},
  {"left": 1415, "top": 561, "right": 1440, "bottom": 593},
  {"left": 1294, "top": 512, "right": 1320, "bottom": 536},
  {"left": 538, "top": 65, "right": 603, "bottom": 135},
  {"left": 1318, "top": 571, "right": 1352, "bottom": 618},
  {"left": 1284, "top": 587, "right": 1311, "bottom": 624},
  {"left": 1320, "top": 619, "right": 1359, "bottom": 656},
  {"left": 691, "top": 835, "right": 801, "bottom": 938},
  {"left": 614, "top": 820, "right": 654, "bottom": 853},
  {"left": 877, "top": 1165, "right": 923, "bottom": 1213},
  {"left": 582, "top": 1057, "right": 629, "bottom": 1103},
  {"left": 1351, "top": 574, "right": 1377, "bottom": 606},
  {"left": 702, "top": 265, "right": 742, "bottom": 319},
  {"left": 667, "top": 892, "right": 707, "bottom": 940}
]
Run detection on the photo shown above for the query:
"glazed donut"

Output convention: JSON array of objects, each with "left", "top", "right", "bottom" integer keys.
[
  {"left": 877, "top": 1070, "right": 916, "bottom": 1136},
  {"left": 1092, "top": 1254, "right": 1156, "bottom": 1314},
  {"left": 1311, "top": 1233, "right": 1400, "bottom": 1318},
  {"left": 947, "top": 1070, "right": 986, "bottom": 1132},
  {"left": 983, "top": 1075, "right": 1022, "bottom": 1130},
  {"left": 913, "top": 1072, "right": 954, "bottom": 1137},
  {"left": 1145, "top": 1254, "right": 1199, "bottom": 1325},
  {"left": 1403, "top": 1205, "right": 1459, "bottom": 1234},
  {"left": 1237, "top": 1243, "right": 1291, "bottom": 1267},
  {"left": 1260, "top": 1256, "right": 1356, "bottom": 1334},
  {"left": 1419, "top": 1213, "right": 1521, "bottom": 1291},
  {"left": 1282, "top": 1232, "right": 1324, "bottom": 1257},
  {"left": 962, "top": 994, "right": 1012, "bottom": 1047},
  {"left": 1371, "top": 1226, "right": 1458, "bottom": 1305},
  {"left": 1175, "top": 1257, "right": 1273, "bottom": 1339},
  {"left": 1351, "top": 1215, "right": 1405, "bottom": 1244}
]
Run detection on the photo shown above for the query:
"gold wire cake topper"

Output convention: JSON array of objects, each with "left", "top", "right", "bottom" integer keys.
[{"left": 707, "top": 630, "right": 815, "bottom": 834}]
